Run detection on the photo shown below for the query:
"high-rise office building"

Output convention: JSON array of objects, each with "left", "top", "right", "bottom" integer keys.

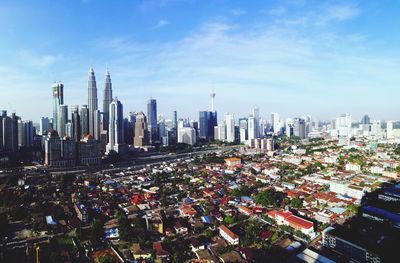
[
  {"left": 178, "top": 127, "right": 196, "bottom": 145},
  {"left": 239, "top": 118, "right": 248, "bottom": 143},
  {"left": 134, "top": 112, "right": 149, "bottom": 147},
  {"left": 39, "top": 117, "right": 49, "bottom": 136},
  {"left": 71, "top": 105, "right": 81, "bottom": 142},
  {"left": 271, "top": 112, "right": 281, "bottom": 135},
  {"left": 285, "top": 118, "right": 294, "bottom": 137},
  {"left": 225, "top": 113, "right": 235, "bottom": 143},
  {"left": 93, "top": 109, "right": 101, "bottom": 140},
  {"left": 88, "top": 67, "right": 98, "bottom": 137},
  {"left": 248, "top": 116, "right": 256, "bottom": 141},
  {"left": 387, "top": 121, "right": 394, "bottom": 139},
  {"left": 172, "top": 111, "right": 178, "bottom": 131},
  {"left": 106, "top": 99, "right": 125, "bottom": 153},
  {"left": 335, "top": 114, "right": 352, "bottom": 138},
  {"left": 294, "top": 118, "right": 307, "bottom": 139},
  {"left": 80, "top": 105, "right": 89, "bottom": 138},
  {"left": 102, "top": 69, "right": 112, "bottom": 131},
  {"left": 253, "top": 107, "right": 260, "bottom": 138},
  {"left": 361, "top": 114, "right": 371, "bottom": 125},
  {"left": 2, "top": 112, "right": 19, "bottom": 152},
  {"left": 199, "top": 111, "right": 217, "bottom": 140},
  {"left": 58, "top": 105, "right": 68, "bottom": 138},
  {"left": 147, "top": 98, "right": 158, "bottom": 144},
  {"left": 52, "top": 82, "right": 64, "bottom": 132}
]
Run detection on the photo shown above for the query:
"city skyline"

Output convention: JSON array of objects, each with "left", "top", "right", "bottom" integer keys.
[{"left": 0, "top": 0, "right": 399, "bottom": 121}]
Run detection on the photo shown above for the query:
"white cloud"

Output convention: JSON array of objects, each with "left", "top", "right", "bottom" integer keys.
[
  {"left": 316, "top": 3, "right": 360, "bottom": 25},
  {"left": 262, "top": 6, "right": 287, "bottom": 16},
  {"left": 231, "top": 9, "right": 247, "bottom": 16},
  {"left": 151, "top": 19, "right": 170, "bottom": 29},
  {"left": 18, "top": 50, "right": 60, "bottom": 67}
]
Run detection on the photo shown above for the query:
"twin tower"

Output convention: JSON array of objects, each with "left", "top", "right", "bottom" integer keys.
[{"left": 88, "top": 67, "right": 113, "bottom": 138}]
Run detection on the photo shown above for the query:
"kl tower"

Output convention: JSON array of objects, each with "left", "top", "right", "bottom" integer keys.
[{"left": 210, "top": 91, "right": 216, "bottom": 112}]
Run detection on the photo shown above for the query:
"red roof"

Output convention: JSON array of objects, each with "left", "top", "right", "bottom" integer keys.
[
  {"left": 286, "top": 215, "right": 314, "bottom": 229},
  {"left": 219, "top": 224, "right": 238, "bottom": 239}
]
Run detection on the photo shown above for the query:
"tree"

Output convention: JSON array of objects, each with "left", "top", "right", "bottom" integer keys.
[
  {"left": 223, "top": 215, "right": 235, "bottom": 225},
  {"left": 394, "top": 145, "right": 400, "bottom": 155},
  {"left": 290, "top": 198, "right": 303, "bottom": 209},
  {"left": 347, "top": 204, "right": 359, "bottom": 215},
  {"left": 91, "top": 220, "right": 104, "bottom": 241},
  {"left": 99, "top": 254, "right": 115, "bottom": 263},
  {"left": 255, "top": 189, "right": 278, "bottom": 207}
]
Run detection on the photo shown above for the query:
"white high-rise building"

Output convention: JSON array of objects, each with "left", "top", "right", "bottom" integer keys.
[
  {"left": 248, "top": 116, "right": 256, "bottom": 141},
  {"left": 285, "top": 118, "right": 294, "bottom": 137},
  {"left": 106, "top": 98, "right": 125, "bottom": 154},
  {"left": 335, "top": 114, "right": 352, "bottom": 138},
  {"left": 239, "top": 118, "right": 248, "bottom": 143},
  {"left": 387, "top": 121, "right": 394, "bottom": 139},
  {"left": 65, "top": 122, "right": 73, "bottom": 138},
  {"left": 178, "top": 127, "right": 196, "bottom": 145},
  {"left": 225, "top": 113, "right": 235, "bottom": 143},
  {"left": 216, "top": 123, "right": 227, "bottom": 141},
  {"left": 370, "top": 120, "right": 382, "bottom": 137},
  {"left": 271, "top": 112, "right": 281, "bottom": 135}
]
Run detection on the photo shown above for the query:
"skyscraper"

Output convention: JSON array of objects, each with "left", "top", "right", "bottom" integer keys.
[
  {"left": 88, "top": 67, "right": 98, "bottom": 137},
  {"left": 147, "top": 98, "right": 158, "bottom": 144},
  {"left": 225, "top": 113, "right": 235, "bottom": 143},
  {"left": 294, "top": 118, "right": 306, "bottom": 139},
  {"left": 39, "top": 117, "right": 49, "bottom": 136},
  {"left": 80, "top": 105, "right": 89, "bottom": 138},
  {"left": 361, "top": 114, "right": 371, "bottom": 125},
  {"left": 71, "top": 105, "right": 81, "bottom": 142},
  {"left": 93, "top": 109, "right": 101, "bottom": 140},
  {"left": 52, "top": 82, "right": 64, "bottom": 132},
  {"left": 199, "top": 111, "right": 217, "bottom": 140},
  {"left": 102, "top": 69, "right": 112, "bottom": 131},
  {"left": 134, "top": 112, "right": 149, "bottom": 147},
  {"left": 2, "top": 112, "right": 19, "bottom": 152},
  {"left": 106, "top": 98, "right": 125, "bottom": 153},
  {"left": 253, "top": 107, "right": 260, "bottom": 138},
  {"left": 58, "top": 105, "right": 68, "bottom": 138},
  {"left": 172, "top": 111, "right": 178, "bottom": 131},
  {"left": 239, "top": 118, "right": 248, "bottom": 143},
  {"left": 248, "top": 116, "right": 256, "bottom": 141},
  {"left": 335, "top": 114, "right": 352, "bottom": 138},
  {"left": 271, "top": 112, "right": 281, "bottom": 135}
]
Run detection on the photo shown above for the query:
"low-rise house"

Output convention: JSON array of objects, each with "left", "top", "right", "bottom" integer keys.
[
  {"left": 219, "top": 224, "right": 239, "bottom": 245},
  {"left": 267, "top": 210, "right": 315, "bottom": 237}
]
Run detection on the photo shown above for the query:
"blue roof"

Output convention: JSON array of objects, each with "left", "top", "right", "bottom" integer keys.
[
  {"left": 330, "top": 207, "right": 346, "bottom": 214},
  {"left": 241, "top": 196, "right": 254, "bottom": 201},
  {"left": 201, "top": 216, "right": 212, "bottom": 224},
  {"left": 45, "top": 215, "right": 57, "bottom": 225}
]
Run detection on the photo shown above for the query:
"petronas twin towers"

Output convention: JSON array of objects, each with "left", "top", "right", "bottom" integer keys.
[{"left": 87, "top": 67, "right": 113, "bottom": 140}]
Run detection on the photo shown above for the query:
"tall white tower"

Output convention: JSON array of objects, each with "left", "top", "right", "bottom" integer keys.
[
  {"left": 88, "top": 67, "right": 98, "bottom": 137},
  {"left": 210, "top": 91, "right": 216, "bottom": 112}
]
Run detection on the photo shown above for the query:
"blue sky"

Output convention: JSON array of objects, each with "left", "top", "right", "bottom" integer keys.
[{"left": 0, "top": 0, "right": 399, "bottom": 122}]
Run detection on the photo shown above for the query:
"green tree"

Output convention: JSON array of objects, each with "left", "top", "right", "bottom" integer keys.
[
  {"left": 255, "top": 189, "right": 278, "bottom": 207},
  {"left": 91, "top": 220, "right": 104, "bottom": 241},
  {"left": 223, "top": 215, "right": 235, "bottom": 225},
  {"left": 347, "top": 204, "right": 359, "bottom": 215},
  {"left": 99, "top": 254, "right": 115, "bottom": 263},
  {"left": 290, "top": 198, "right": 303, "bottom": 209}
]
